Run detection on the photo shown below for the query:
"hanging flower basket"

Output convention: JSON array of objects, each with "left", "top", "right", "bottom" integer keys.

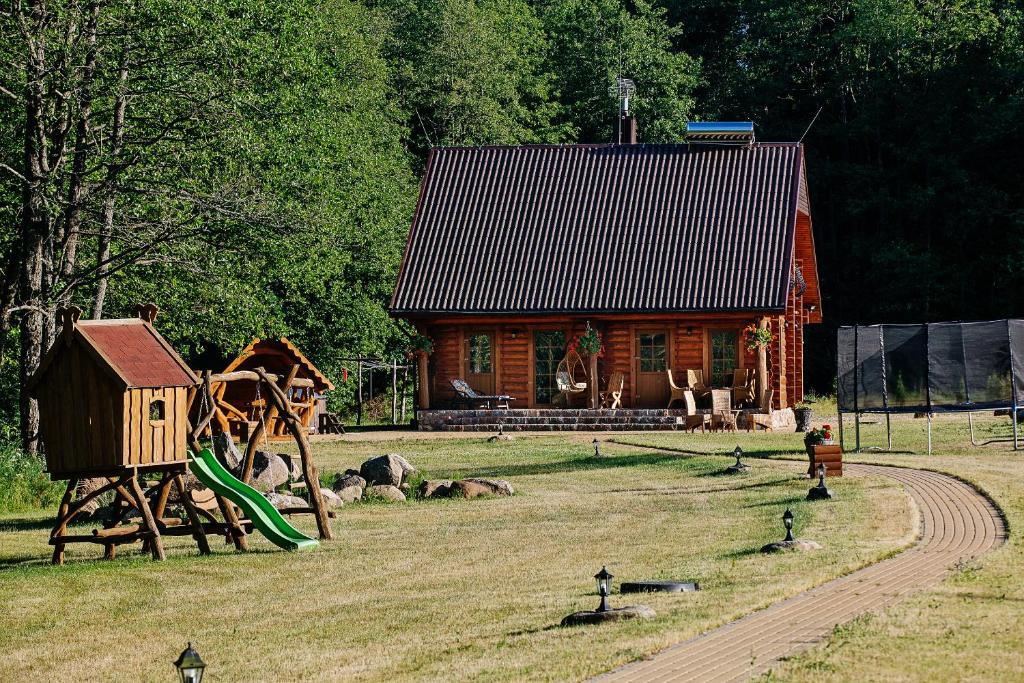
[
  {"left": 743, "top": 324, "right": 774, "bottom": 352},
  {"left": 571, "top": 324, "right": 604, "bottom": 357},
  {"left": 408, "top": 334, "right": 433, "bottom": 358}
]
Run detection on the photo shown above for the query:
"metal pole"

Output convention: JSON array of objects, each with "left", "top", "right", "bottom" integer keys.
[
  {"left": 838, "top": 410, "right": 845, "bottom": 450},
  {"left": 927, "top": 412, "right": 933, "bottom": 455},
  {"left": 391, "top": 359, "right": 398, "bottom": 425},
  {"left": 853, "top": 325, "right": 861, "bottom": 452},
  {"left": 369, "top": 362, "right": 374, "bottom": 420},
  {"left": 1007, "top": 319, "right": 1019, "bottom": 451},
  {"left": 357, "top": 361, "right": 363, "bottom": 426},
  {"left": 969, "top": 411, "right": 977, "bottom": 446},
  {"left": 886, "top": 412, "right": 892, "bottom": 451},
  {"left": 401, "top": 366, "right": 408, "bottom": 423}
]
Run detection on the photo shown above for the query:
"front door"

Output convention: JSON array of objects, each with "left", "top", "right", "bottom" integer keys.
[
  {"left": 533, "top": 330, "right": 566, "bottom": 406},
  {"left": 635, "top": 330, "right": 670, "bottom": 407},
  {"left": 464, "top": 332, "right": 495, "bottom": 395}
]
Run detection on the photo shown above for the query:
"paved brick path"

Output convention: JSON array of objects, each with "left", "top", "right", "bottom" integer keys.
[{"left": 594, "top": 463, "right": 1006, "bottom": 683}]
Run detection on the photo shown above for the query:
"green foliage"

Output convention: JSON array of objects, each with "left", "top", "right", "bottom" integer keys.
[{"left": 0, "top": 435, "right": 63, "bottom": 514}]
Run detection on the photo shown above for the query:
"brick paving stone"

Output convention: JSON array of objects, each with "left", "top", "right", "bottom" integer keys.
[{"left": 593, "top": 463, "right": 1006, "bottom": 683}]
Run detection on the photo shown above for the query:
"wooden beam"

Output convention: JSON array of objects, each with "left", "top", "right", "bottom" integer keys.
[
  {"left": 207, "top": 370, "right": 314, "bottom": 388},
  {"left": 241, "top": 364, "right": 299, "bottom": 483}
]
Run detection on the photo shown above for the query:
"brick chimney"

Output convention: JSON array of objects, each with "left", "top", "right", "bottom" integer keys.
[{"left": 620, "top": 114, "right": 639, "bottom": 144}]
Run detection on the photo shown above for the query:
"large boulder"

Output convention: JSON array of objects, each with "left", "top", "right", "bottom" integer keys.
[
  {"left": 365, "top": 484, "right": 406, "bottom": 502},
  {"left": 212, "top": 433, "right": 242, "bottom": 472},
  {"left": 250, "top": 451, "right": 290, "bottom": 492},
  {"left": 417, "top": 480, "right": 453, "bottom": 499},
  {"left": 278, "top": 453, "right": 302, "bottom": 480},
  {"left": 333, "top": 473, "right": 366, "bottom": 491},
  {"left": 464, "top": 478, "right": 514, "bottom": 497},
  {"left": 448, "top": 480, "right": 494, "bottom": 499},
  {"left": 75, "top": 478, "right": 107, "bottom": 517},
  {"left": 360, "top": 454, "right": 417, "bottom": 487},
  {"left": 264, "top": 492, "right": 309, "bottom": 510},
  {"left": 319, "top": 487, "right": 344, "bottom": 510}
]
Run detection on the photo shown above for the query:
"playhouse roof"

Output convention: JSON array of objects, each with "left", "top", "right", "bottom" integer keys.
[
  {"left": 391, "top": 142, "right": 817, "bottom": 315},
  {"left": 33, "top": 318, "right": 197, "bottom": 390},
  {"left": 223, "top": 337, "right": 334, "bottom": 392}
]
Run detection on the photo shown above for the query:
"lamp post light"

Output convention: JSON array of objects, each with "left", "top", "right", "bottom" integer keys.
[
  {"left": 594, "top": 565, "right": 613, "bottom": 612},
  {"left": 593, "top": 438, "right": 601, "bottom": 458},
  {"left": 782, "top": 508, "right": 795, "bottom": 543},
  {"left": 726, "top": 445, "right": 749, "bottom": 473},
  {"left": 807, "top": 462, "right": 834, "bottom": 500},
  {"left": 174, "top": 643, "right": 206, "bottom": 683}
]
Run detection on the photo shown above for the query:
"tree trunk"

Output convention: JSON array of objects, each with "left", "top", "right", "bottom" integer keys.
[
  {"left": 756, "top": 317, "right": 769, "bottom": 411},
  {"left": 93, "top": 51, "right": 129, "bottom": 319}
]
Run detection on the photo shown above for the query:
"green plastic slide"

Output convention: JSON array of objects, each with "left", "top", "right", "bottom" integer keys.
[{"left": 189, "top": 448, "right": 318, "bottom": 551}]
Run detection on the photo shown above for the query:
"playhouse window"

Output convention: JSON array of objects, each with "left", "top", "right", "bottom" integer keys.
[{"left": 149, "top": 399, "right": 166, "bottom": 422}]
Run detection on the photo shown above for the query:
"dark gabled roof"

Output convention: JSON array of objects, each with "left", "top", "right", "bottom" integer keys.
[
  {"left": 391, "top": 142, "right": 810, "bottom": 315},
  {"left": 223, "top": 337, "right": 334, "bottom": 392}
]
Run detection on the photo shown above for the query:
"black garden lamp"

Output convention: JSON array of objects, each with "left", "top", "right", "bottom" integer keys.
[
  {"left": 782, "top": 508, "right": 795, "bottom": 543},
  {"left": 733, "top": 445, "right": 747, "bottom": 468},
  {"left": 593, "top": 438, "right": 601, "bottom": 458},
  {"left": 174, "top": 643, "right": 206, "bottom": 683},
  {"left": 594, "top": 565, "right": 614, "bottom": 613}
]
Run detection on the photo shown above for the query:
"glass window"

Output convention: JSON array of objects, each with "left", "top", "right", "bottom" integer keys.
[
  {"left": 638, "top": 333, "right": 668, "bottom": 372},
  {"left": 534, "top": 330, "right": 566, "bottom": 404},
  {"left": 468, "top": 334, "right": 492, "bottom": 374},
  {"left": 711, "top": 331, "right": 738, "bottom": 387},
  {"left": 149, "top": 399, "right": 165, "bottom": 422}
]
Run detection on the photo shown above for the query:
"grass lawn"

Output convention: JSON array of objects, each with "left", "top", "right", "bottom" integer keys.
[
  {"left": 0, "top": 430, "right": 911, "bottom": 681},
  {"left": 626, "top": 408, "right": 1024, "bottom": 682}
]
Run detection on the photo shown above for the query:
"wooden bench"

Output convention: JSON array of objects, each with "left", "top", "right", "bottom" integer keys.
[{"left": 808, "top": 445, "right": 842, "bottom": 477}]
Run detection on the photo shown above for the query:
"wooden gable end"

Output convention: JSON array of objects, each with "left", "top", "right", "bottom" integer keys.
[{"left": 794, "top": 159, "right": 822, "bottom": 323}]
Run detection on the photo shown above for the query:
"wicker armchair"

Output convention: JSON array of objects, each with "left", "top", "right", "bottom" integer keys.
[
  {"left": 682, "top": 390, "right": 710, "bottom": 432},
  {"left": 686, "top": 369, "right": 712, "bottom": 400},
  {"left": 667, "top": 369, "right": 687, "bottom": 408},
  {"left": 730, "top": 368, "right": 756, "bottom": 408},
  {"left": 710, "top": 389, "right": 737, "bottom": 432}
]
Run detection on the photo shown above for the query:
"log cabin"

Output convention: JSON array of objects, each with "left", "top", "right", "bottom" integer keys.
[{"left": 391, "top": 124, "right": 822, "bottom": 427}]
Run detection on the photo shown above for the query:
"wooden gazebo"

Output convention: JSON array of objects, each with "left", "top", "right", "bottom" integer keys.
[{"left": 207, "top": 337, "right": 334, "bottom": 441}]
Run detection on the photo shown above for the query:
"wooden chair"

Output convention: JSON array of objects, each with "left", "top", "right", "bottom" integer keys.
[
  {"left": 600, "top": 373, "right": 624, "bottom": 409},
  {"left": 730, "top": 368, "right": 755, "bottom": 408},
  {"left": 553, "top": 350, "right": 587, "bottom": 407},
  {"left": 749, "top": 389, "right": 775, "bottom": 432},
  {"left": 710, "top": 389, "right": 737, "bottom": 432},
  {"left": 682, "top": 390, "right": 709, "bottom": 432},
  {"left": 667, "top": 369, "right": 687, "bottom": 408},
  {"left": 450, "top": 379, "right": 515, "bottom": 409}
]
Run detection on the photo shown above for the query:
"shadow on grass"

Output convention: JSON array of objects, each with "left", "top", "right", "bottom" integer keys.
[
  {"left": 446, "top": 452, "right": 707, "bottom": 480},
  {"left": 722, "top": 546, "right": 763, "bottom": 560},
  {"left": 743, "top": 494, "right": 807, "bottom": 508},
  {"left": 0, "top": 517, "right": 55, "bottom": 532},
  {"left": 604, "top": 477, "right": 797, "bottom": 497}
]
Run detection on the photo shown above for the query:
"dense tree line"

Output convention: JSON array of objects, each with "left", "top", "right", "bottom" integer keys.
[{"left": 2, "top": 0, "right": 1022, "bottom": 449}]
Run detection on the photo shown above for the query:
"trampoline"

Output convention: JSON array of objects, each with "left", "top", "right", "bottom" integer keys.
[{"left": 837, "top": 320, "right": 1024, "bottom": 453}]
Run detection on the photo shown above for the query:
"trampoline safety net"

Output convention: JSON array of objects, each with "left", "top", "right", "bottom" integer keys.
[{"left": 838, "top": 320, "right": 1024, "bottom": 413}]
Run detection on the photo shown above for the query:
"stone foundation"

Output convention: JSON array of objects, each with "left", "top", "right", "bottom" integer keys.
[{"left": 417, "top": 408, "right": 798, "bottom": 432}]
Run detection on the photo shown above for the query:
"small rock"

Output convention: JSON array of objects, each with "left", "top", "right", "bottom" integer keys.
[
  {"left": 319, "top": 487, "right": 343, "bottom": 509},
  {"left": 760, "top": 539, "right": 823, "bottom": 553},
  {"left": 361, "top": 454, "right": 417, "bottom": 487},
  {"left": 251, "top": 451, "right": 290, "bottom": 492},
  {"left": 344, "top": 468, "right": 362, "bottom": 477},
  {"left": 212, "top": 433, "right": 242, "bottom": 472},
  {"left": 464, "top": 478, "right": 514, "bottom": 496},
  {"left": 399, "top": 482, "right": 411, "bottom": 493},
  {"left": 448, "top": 480, "right": 494, "bottom": 499},
  {"left": 487, "top": 434, "right": 514, "bottom": 442},
  {"left": 560, "top": 605, "right": 656, "bottom": 627},
  {"left": 365, "top": 484, "right": 406, "bottom": 502},
  {"left": 265, "top": 492, "right": 308, "bottom": 510},
  {"left": 418, "top": 480, "right": 453, "bottom": 499}
]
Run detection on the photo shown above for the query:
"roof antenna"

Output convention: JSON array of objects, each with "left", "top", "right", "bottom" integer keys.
[
  {"left": 609, "top": 76, "right": 636, "bottom": 144},
  {"left": 799, "top": 106, "right": 823, "bottom": 144}
]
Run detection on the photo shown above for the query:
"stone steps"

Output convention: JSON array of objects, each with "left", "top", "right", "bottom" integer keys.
[{"left": 416, "top": 407, "right": 798, "bottom": 432}]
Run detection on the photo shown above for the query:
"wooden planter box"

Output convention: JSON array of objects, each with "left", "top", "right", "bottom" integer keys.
[{"left": 807, "top": 444, "right": 843, "bottom": 477}]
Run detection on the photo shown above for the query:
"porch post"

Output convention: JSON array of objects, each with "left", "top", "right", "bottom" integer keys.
[
  {"left": 756, "top": 316, "right": 769, "bottom": 410},
  {"left": 589, "top": 353, "right": 599, "bottom": 409},
  {"left": 417, "top": 351, "right": 430, "bottom": 410}
]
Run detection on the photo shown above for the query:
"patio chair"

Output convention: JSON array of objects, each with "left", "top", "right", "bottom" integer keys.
[
  {"left": 682, "top": 390, "right": 709, "bottom": 432},
  {"left": 449, "top": 378, "right": 516, "bottom": 409},
  {"left": 730, "top": 368, "right": 756, "bottom": 408},
  {"left": 666, "top": 369, "right": 687, "bottom": 408},
  {"left": 749, "top": 389, "right": 775, "bottom": 432},
  {"left": 710, "top": 388, "right": 737, "bottom": 432},
  {"left": 552, "top": 350, "right": 587, "bottom": 406},
  {"left": 600, "top": 373, "right": 624, "bottom": 409},
  {"left": 685, "top": 369, "right": 712, "bottom": 401}
]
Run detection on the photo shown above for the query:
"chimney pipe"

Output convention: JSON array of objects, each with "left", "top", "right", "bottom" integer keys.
[{"left": 620, "top": 114, "right": 638, "bottom": 144}]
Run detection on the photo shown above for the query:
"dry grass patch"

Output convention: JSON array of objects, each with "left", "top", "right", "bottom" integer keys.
[{"left": 0, "top": 434, "right": 909, "bottom": 681}]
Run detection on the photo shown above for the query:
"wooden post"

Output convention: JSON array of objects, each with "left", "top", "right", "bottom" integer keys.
[
  {"left": 756, "top": 317, "right": 769, "bottom": 410},
  {"left": 417, "top": 351, "right": 430, "bottom": 410},
  {"left": 175, "top": 474, "right": 211, "bottom": 555},
  {"left": 357, "top": 361, "right": 363, "bottom": 426},
  {"left": 589, "top": 353, "right": 599, "bottom": 409},
  {"left": 254, "top": 368, "right": 332, "bottom": 540},
  {"left": 241, "top": 364, "right": 299, "bottom": 483},
  {"left": 129, "top": 474, "right": 165, "bottom": 561},
  {"left": 50, "top": 479, "right": 78, "bottom": 565},
  {"left": 401, "top": 366, "right": 408, "bottom": 422},
  {"left": 186, "top": 418, "right": 248, "bottom": 551},
  {"left": 391, "top": 359, "right": 398, "bottom": 425}
]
